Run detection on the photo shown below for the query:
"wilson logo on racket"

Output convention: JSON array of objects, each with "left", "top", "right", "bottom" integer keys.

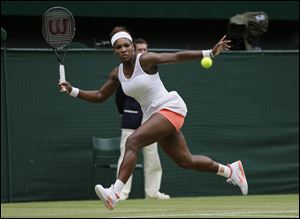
[{"left": 48, "top": 19, "right": 69, "bottom": 35}]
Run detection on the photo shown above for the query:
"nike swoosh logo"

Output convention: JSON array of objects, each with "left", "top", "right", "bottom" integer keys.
[{"left": 237, "top": 174, "right": 244, "bottom": 184}]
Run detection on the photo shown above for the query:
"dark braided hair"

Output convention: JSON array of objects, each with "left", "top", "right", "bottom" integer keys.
[{"left": 110, "top": 26, "right": 131, "bottom": 38}]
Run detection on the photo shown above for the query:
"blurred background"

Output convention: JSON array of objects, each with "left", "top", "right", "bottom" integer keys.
[
  {"left": 1, "top": 1, "right": 299, "bottom": 49},
  {"left": 1, "top": 1, "right": 299, "bottom": 203}
]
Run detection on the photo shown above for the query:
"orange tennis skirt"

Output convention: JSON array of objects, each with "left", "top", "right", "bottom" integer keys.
[{"left": 158, "top": 109, "right": 185, "bottom": 132}]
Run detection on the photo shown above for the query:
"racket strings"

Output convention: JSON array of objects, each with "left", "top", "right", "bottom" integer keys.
[{"left": 42, "top": 8, "right": 75, "bottom": 49}]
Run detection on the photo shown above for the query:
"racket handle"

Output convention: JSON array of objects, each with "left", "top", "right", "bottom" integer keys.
[
  {"left": 59, "top": 64, "right": 66, "bottom": 91},
  {"left": 59, "top": 64, "right": 66, "bottom": 82}
]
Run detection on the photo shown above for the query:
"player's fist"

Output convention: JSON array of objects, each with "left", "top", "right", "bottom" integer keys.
[{"left": 58, "top": 80, "right": 72, "bottom": 94}]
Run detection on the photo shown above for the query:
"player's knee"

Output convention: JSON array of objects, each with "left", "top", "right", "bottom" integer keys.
[{"left": 125, "top": 135, "right": 139, "bottom": 152}]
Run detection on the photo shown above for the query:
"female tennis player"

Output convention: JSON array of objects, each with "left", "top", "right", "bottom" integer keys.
[{"left": 58, "top": 26, "right": 248, "bottom": 210}]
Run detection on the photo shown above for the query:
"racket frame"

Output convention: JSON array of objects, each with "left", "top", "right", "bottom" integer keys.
[{"left": 42, "top": 6, "right": 75, "bottom": 85}]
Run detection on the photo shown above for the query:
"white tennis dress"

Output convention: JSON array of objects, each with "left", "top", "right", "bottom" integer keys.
[{"left": 118, "top": 53, "right": 187, "bottom": 121}]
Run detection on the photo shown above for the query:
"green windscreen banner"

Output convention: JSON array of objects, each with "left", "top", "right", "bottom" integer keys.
[
  {"left": 1, "top": 49, "right": 299, "bottom": 202},
  {"left": 1, "top": 1, "right": 298, "bottom": 20}
]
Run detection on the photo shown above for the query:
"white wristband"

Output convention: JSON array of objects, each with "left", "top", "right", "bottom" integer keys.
[
  {"left": 70, "top": 87, "right": 79, "bottom": 97},
  {"left": 202, "top": 49, "right": 214, "bottom": 58}
]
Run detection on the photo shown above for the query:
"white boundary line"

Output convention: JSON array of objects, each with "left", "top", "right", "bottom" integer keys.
[{"left": 110, "top": 210, "right": 299, "bottom": 218}]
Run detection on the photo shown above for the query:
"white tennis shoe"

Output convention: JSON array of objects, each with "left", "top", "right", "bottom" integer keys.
[
  {"left": 95, "top": 184, "right": 120, "bottom": 210},
  {"left": 146, "top": 191, "right": 171, "bottom": 200},
  {"left": 227, "top": 160, "right": 248, "bottom": 195}
]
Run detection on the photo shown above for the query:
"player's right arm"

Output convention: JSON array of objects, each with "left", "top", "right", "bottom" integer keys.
[{"left": 58, "top": 67, "right": 119, "bottom": 103}]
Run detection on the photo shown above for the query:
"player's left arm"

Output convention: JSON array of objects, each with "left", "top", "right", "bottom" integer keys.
[{"left": 140, "top": 35, "right": 230, "bottom": 66}]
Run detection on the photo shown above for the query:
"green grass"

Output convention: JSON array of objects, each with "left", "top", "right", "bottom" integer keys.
[{"left": 1, "top": 194, "right": 299, "bottom": 218}]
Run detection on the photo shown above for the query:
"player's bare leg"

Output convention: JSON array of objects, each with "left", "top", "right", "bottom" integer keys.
[
  {"left": 95, "top": 113, "right": 175, "bottom": 210},
  {"left": 118, "top": 113, "right": 176, "bottom": 183},
  {"left": 95, "top": 113, "right": 247, "bottom": 210},
  {"left": 159, "top": 131, "right": 248, "bottom": 195},
  {"left": 158, "top": 131, "right": 219, "bottom": 172}
]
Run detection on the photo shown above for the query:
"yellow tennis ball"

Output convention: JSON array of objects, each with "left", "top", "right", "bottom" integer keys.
[{"left": 201, "top": 57, "right": 213, "bottom": 69}]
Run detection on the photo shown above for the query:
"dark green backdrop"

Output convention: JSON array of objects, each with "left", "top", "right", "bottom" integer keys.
[
  {"left": 1, "top": 1, "right": 298, "bottom": 20},
  {"left": 1, "top": 49, "right": 299, "bottom": 202}
]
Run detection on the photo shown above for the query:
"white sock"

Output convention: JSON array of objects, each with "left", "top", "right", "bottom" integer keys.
[
  {"left": 216, "top": 164, "right": 231, "bottom": 178},
  {"left": 113, "top": 179, "right": 125, "bottom": 194}
]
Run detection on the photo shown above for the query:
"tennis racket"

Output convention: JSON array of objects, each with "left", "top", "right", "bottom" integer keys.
[{"left": 42, "top": 6, "right": 75, "bottom": 91}]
